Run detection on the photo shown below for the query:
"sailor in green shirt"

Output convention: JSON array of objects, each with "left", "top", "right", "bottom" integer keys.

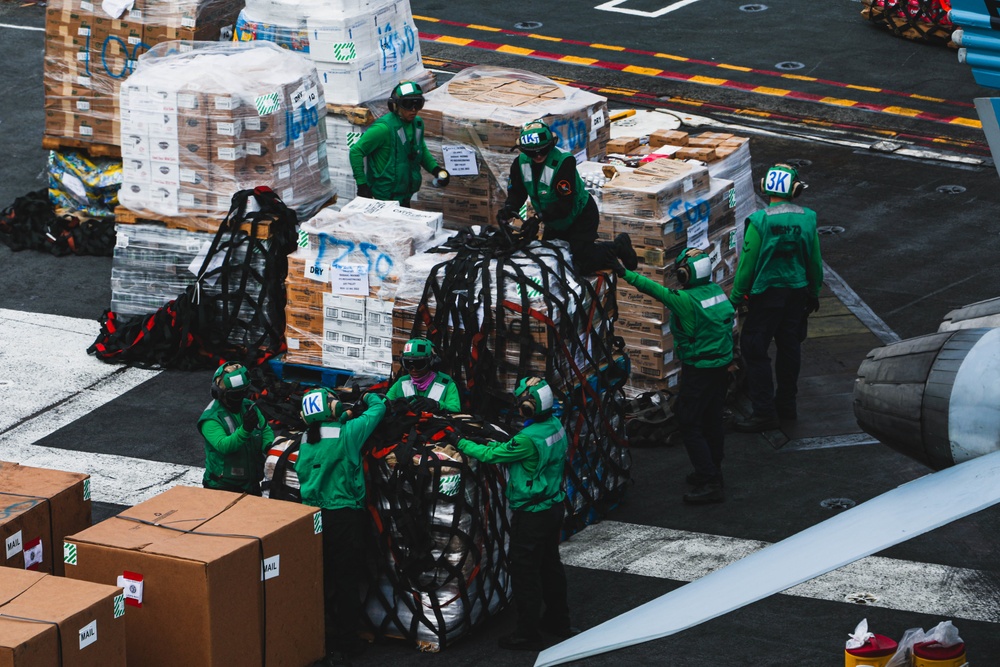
[
  {"left": 451, "top": 378, "right": 575, "bottom": 650},
  {"left": 298, "top": 387, "right": 386, "bottom": 659},
  {"left": 199, "top": 362, "right": 274, "bottom": 495},
  {"left": 385, "top": 337, "right": 461, "bottom": 413},
  {"left": 348, "top": 81, "right": 449, "bottom": 206},
  {"left": 730, "top": 163, "right": 824, "bottom": 433},
  {"left": 613, "top": 248, "right": 735, "bottom": 505}
]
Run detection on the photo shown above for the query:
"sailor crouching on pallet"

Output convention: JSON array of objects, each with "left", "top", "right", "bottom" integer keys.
[
  {"left": 385, "top": 337, "right": 461, "bottom": 413},
  {"left": 498, "top": 119, "right": 638, "bottom": 275},
  {"left": 447, "top": 378, "right": 578, "bottom": 651},
  {"left": 298, "top": 387, "right": 386, "bottom": 661},
  {"left": 200, "top": 362, "right": 274, "bottom": 496},
  {"left": 612, "top": 248, "right": 736, "bottom": 505}
]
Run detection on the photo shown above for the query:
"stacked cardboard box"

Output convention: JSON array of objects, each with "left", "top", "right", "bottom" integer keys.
[
  {"left": 0, "top": 568, "right": 126, "bottom": 667},
  {"left": 118, "top": 41, "right": 332, "bottom": 220},
  {"left": 43, "top": 0, "right": 240, "bottom": 148},
  {"left": 234, "top": 0, "right": 429, "bottom": 105},
  {"left": 0, "top": 461, "right": 91, "bottom": 576},
  {"left": 283, "top": 200, "right": 442, "bottom": 372},
  {"left": 391, "top": 244, "right": 614, "bottom": 393},
  {"left": 415, "top": 67, "right": 610, "bottom": 229},
  {"left": 63, "top": 486, "right": 324, "bottom": 667},
  {"left": 599, "top": 160, "right": 739, "bottom": 393}
]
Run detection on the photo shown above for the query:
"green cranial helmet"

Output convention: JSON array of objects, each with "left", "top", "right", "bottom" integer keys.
[
  {"left": 515, "top": 376, "right": 555, "bottom": 418},
  {"left": 760, "top": 163, "right": 805, "bottom": 199},
  {"left": 517, "top": 120, "right": 557, "bottom": 156},
  {"left": 674, "top": 247, "right": 712, "bottom": 287},
  {"left": 401, "top": 337, "right": 435, "bottom": 375},
  {"left": 212, "top": 362, "right": 250, "bottom": 410},
  {"left": 301, "top": 388, "right": 344, "bottom": 426},
  {"left": 389, "top": 81, "right": 425, "bottom": 112}
]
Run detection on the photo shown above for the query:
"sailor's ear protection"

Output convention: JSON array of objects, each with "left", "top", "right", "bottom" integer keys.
[{"left": 675, "top": 248, "right": 701, "bottom": 286}]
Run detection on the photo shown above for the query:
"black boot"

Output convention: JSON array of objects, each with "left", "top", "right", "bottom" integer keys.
[
  {"left": 733, "top": 414, "right": 780, "bottom": 433},
  {"left": 683, "top": 482, "right": 725, "bottom": 505},
  {"left": 613, "top": 233, "right": 639, "bottom": 270}
]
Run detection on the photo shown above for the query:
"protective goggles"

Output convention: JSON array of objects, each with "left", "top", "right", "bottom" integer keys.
[
  {"left": 402, "top": 356, "right": 431, "bottom": 373},
  {"left": 518, "top": 144, "right": 550, "bottom": 158},
  {"left": 396, "top": 97, "right": 424, "bottom": 111}
]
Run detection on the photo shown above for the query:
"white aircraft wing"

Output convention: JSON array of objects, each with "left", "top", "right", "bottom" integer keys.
[{"left": 535, "top": 449, "right": 1000, "bottom": 667}]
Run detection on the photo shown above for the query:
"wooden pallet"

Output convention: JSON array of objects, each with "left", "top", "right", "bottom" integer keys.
[
  {"left": 42, "top": 136, "right": 121, "bottom": 158},
  {"left": 326, "top": 102, "right": 377, "bottom": 126},
  {"left": 114, "top": 206, "right": 271, "bottom": 239}
]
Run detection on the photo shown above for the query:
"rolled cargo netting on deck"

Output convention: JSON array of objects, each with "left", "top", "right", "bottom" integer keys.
[{"left": 862, "top": 0, "right": 954, "bottom": 45}]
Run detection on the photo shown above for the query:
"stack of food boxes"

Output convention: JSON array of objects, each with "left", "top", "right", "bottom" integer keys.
[
  {"left": 62, "top": 486, "right": 325, "bottom": 667},
  {"left": 117, "top": 41, "right": 332, "bottom": 221},
  {"left": 233, "top": 0, "right": 429, "bottom": 105},
  {"left": 283, "top": 199, "right": 442, "bottom": 375},
  {"left": 598, "top": 155, "right": 740, "bottom": 394},
  {"left": 416, "top": 67, "right": 610, "bottom": 229},
  {"left": 43, "top": 0, "right": 240, "bottom": 148}
]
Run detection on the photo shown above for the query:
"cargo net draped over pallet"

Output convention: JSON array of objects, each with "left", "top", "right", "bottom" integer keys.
[
  {"left": 357, "top": 230, "right": 631, "bottom": 650},
  {"left": 361, "top": 409, "right": 512, "bottom": 651},
  {"left": 89, "top": 187, "right": 299, "bottom": 368},
  {"left": 862, "top": 0, "right": 954, "bottom": 45}
]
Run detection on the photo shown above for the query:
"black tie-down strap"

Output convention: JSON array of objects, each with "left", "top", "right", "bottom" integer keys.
[
  {"left": 87, "top": 187, "right": 299, "bottom": 369},
  {"left": 0, "top": 189, "right": 115, "bottom": 256},
  {"left": 405, "top": 226, "right": 632, "bottom": 534},
  {"left": 361, "top": 404, "right": 513, "bottom": 651}
]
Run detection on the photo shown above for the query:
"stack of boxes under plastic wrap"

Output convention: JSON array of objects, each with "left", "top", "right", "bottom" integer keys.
[
  {"left": 232, "top": 0, "right": 435, "bottom": 202},
  {"left": 414, "top": 66, "right": 610, "bottom": 228},
  {"left": 43, "top": 0, "right": 240, "bottom": 148},
  {"left": 598, "top": 130, "right": 756, "bottom": 395},
  {"left": 283, "top": 198, "right": 443, "bottom": 376},
  {"left": 110, "top": 42, "right": 334, "bottom": 320}
]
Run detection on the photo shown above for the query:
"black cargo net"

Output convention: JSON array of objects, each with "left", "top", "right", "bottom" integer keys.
[
  {"left": 87, "top": 187, "right": 299, "bottom": 370},
  {"left": 361, "top": 401, "right": 512, "bottom": 651},
  {"left": 404, "top": 225, "right": 632, "bottom": 535},
  {"left": 862, "top": 0, "right": 954, "bottom": 45},
  {"left": 0, "top": 189, "right": 115, "bottom": 256}
]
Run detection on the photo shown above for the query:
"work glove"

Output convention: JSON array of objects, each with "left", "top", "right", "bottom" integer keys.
[
  {"left": 806, "top": 295, "right": 820, "bottom": 314},
  {"left": 496, "top": 206, "right": 517, "bottom": 225},
  {"left": 409, "top": 396, "right": 440, "bottom": 413},
  {"left": 241, "top": 404, "right": 263, "bottom": 432},
  {"left": 356, "top": 183, "right": 373, "bottom": 199},
  {"left": 432, "top": 168, "right": 450, "bottom": 188},
  {"left": 522, "top": 215, "right": 541, "bottom": 239},
  {"left": 442, "top": 429, "right": 461, "bottom": 448},
  {"left": 733, "top": 296, "right": 750, "bottom": 317}
]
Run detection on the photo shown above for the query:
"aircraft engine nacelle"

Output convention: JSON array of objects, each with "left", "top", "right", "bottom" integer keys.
[{"left": 855, "top": 326, "right": 1000, "bottom": 470}]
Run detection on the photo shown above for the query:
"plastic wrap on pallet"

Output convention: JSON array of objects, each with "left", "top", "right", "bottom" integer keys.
[
  {"left": 111, "top": 222, "right": 268, "bottom": 344},
  {"left": 283, "top": 201, "right": 442, "bottom": 372},
  {"left": 42, "top": 0, "right": 241, "bottom": 147},
  {"left": 117, "top": 41, "right": 332, "bottom": 220},
  {"left": 391, "top": 230, "right": 630, "bottom": 533},
  {"left": 232, "top": 0, "right": 427, "bottom": 105},
  {"left": 47, "top": 150, "right": 123, "bottom": 217},
  {"left": 412, "top": 66, "right": 610, "bottom": 229},
  {"left": 364, "top": 437, "right": 511, "bottom": 650}
]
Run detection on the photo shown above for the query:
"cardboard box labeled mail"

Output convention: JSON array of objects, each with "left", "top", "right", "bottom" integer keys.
[
  {"left": 0, "top": 568, "right": 125, "bottom": 667},
  {"left": 63, "top": 486, "right": 324, "bottom": 667},
  {"left": 0, "top": 462, "right": 91, "bottom": 576}
]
